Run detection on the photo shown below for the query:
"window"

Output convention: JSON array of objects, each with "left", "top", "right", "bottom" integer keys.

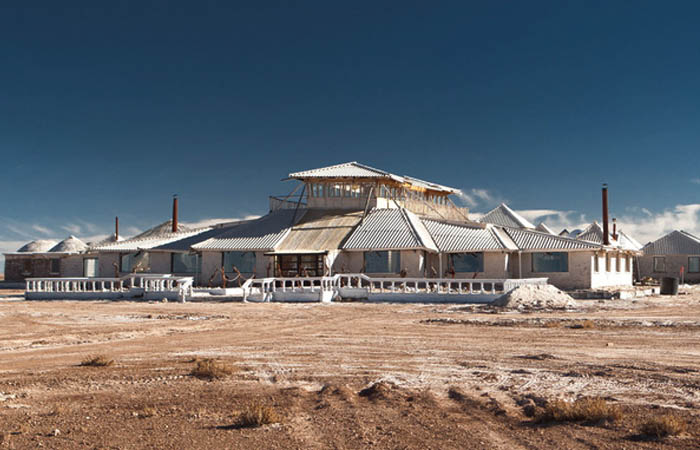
[
  {"left": 593, "top": 254, "right": 599, "bottom": 273},
  {"left": 653, "top": 257, "right": 666, "bottom": 273},
  {"left": 50, "top": 258, "right": 60, "bottom": 274},
  {"left": 531, "top": 252, "right": 568, "bottom": 273},
  {"left": 615, "top": 254, "right": 621, "bottom": 272},
  {"left": 626, "top": 255, "right": 632, "bottom": 272},
  {"left": 449, "top": 253, "right": 484, "bottom": 272},
  {"left": 689, "top": 257, "right": 700, "bottom": 273},
  {"left": 364, "top": 251, "right": 401, "bottom": 273},
  {"left": 328, "top": 184, "right": 342, "bottom": 197},
  {"left": 121, "top": 252, "right": 150, "bottom": 273},
  {"left": 172, "top": 253, "right": 200, "bottom": 273},
  {"left": 605, "top": 254, "right": 611, "bottom": 272},
  {"left": 223, "top": 251, "right": 255, "bottom": 273}
]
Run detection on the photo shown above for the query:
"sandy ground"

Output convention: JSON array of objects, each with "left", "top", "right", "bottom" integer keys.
[{"left": 0, "top": 288, "right": 699, "bottom": 449}]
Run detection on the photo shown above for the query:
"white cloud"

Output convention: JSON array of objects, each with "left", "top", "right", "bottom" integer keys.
[
  {"left": 455, "top": 188, "right": 505, "bottom": 209},
  {"left": 31, "top": 224, "right": 52, "bottom": 235},
  {"left": 513, "top": 203, "right": 700, "bottom": 245},
  {"left": 61, "top": 224, "right": 82, "bottom": 235}
]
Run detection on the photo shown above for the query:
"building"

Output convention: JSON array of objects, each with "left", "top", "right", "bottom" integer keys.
[
  {"left": 638, "top": 230, "right": 700, "bottom": 283},
  {"left": 3, "top": 236, "right": 89, "bottom": 282},
  {"left": 11, "top": 162, "right": 640, "bottom": 291}
]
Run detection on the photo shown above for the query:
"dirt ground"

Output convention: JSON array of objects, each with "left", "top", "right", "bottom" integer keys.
[{"left": 0, "top": 287, "right": 699, "bottom": 449}]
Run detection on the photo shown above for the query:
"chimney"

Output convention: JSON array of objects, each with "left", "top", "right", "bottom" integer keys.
[
  {"left": 115, "top": 216, "right": 119, "bottom": 240},
  {"left": 602, "top": 184, "right": 610, "bottom": 246},
  {"left": 172, "top": 195, "right": 179, "bottom": 233},
  {"left": 612, "top": 218, "right": 618, "bottom": 241}
]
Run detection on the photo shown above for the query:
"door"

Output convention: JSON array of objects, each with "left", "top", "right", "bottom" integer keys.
[{"left": 83, "top": 258, "right": 98, "bottom": 277}]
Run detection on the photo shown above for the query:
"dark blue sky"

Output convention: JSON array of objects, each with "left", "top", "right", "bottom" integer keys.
[{"left": 1, "top": 1, "right": 699, "bottom": 253}]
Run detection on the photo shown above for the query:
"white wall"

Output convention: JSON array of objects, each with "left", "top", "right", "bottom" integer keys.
[{"left": 590, "top": 252, "right": 634, "bottom": 288}]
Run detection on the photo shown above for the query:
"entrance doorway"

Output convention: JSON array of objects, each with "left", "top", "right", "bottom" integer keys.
[{"left": 274, "top": 254, "right": 325, "bottom": 277}]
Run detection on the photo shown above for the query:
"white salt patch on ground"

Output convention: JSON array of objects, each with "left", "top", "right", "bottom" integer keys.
[{"left": 491, "top": 284, "right": 577, "bottom": 310}]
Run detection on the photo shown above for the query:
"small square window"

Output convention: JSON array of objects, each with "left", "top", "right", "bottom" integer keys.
[
  {"left": 653, "top": 257, "right": 666, "bottom": 273},
  {"left": 689, "top": 257, "right": 700, "bottom": 273}
]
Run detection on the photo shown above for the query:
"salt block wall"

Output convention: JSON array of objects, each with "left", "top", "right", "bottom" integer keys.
[
  {"left": 60, "top": 255, "right": 85, "bottom": 277},
  {"left": 98, "top": 253, "right": 120, "bottom": 278},
  {"left": 514, "top": 251, "right": 593, "bottom": 290}
]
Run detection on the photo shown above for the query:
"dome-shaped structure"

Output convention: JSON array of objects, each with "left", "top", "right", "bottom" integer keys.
[
  {"left": 49, "top": 236, "right": 88, "bottom": 253},
  {"left": 16, "top": 239, "right": 58, "bottom": 253}
]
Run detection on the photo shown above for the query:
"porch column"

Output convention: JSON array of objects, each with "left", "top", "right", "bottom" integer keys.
[{"left": 518, "top": 251, "right": 522, "bottom": 279}]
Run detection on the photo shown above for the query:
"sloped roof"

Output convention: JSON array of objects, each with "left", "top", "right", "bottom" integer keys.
[
  {"left": 16, "top": 240, "right": 58, "bottom": 253},
  {"left": 92, "top": 223, "right": 210, "bottom": 252},
  {"left": 480, "top": 204, "right": 535, "bottom": 229},
  {"left": 132, "top": 220, "right": 193, "bottom": 239},
  {"left": 643, "top": 230, "right": 700, "bottom": 255},
  {"left": 617, "top": 230, "right": 643, "bottom": 251},
  {"left": 575, "top": 222, "right": 642, "bottom": 252},
  {"left": 88, "top": 233, "right": 123, "bottom": 248},
  {"left": 423, "top": 220, "right": 507, "bottom": 252},
  {"left": 289, "top": 161, "right": 399, "bottom": 180},
  {"left": 288, "top": 161, "right": 457, "bottom": 193},
  {"left": 150, "top": 227, "right": 231, "bottom": 252},
  {"left": 575, "top": 222, "right": 607, "bottom": 244},
  {"left": 192, "top": 209, "right": 302, "bottom": 251},
  {"left": 49, "top": 236, "right": 88, "bottom": 253},
  {"left": 503, "top": 228, "right": 602, "bottom": 251},
  {"left": 273, "top": 209, "right": 362, "bottom": 253},
  {"left": 342, "top": 208, "right": 438, "bottom": 251},
  {"left": 536, "top": 222, "right": 556, "bottom": 235}
]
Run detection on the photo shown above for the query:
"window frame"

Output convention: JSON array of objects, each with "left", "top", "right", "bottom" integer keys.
[
  {"left": 363, "top": 250, "right": 401, "bottom": 274},
  {"left": 688, "top": 256, "right": 700, "bottom": 273},
  {"left": 222, "top": 251, "right": 256, "bottom": 274},
  {"left": 449, "top": 252, "right": 484, "bottom": 273},
  {"left": 531, "top": 252, "right": 569, "bottom": 273},
  {"left": 171, "top": 252, "right": 200, "bottom": 274},
  {"left": 653, "top": 256, "right": 666, "bottom": 273}
]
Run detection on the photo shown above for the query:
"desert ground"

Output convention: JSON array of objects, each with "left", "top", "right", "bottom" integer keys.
[{"left": 0, "top": 287, "right": 699, "bottom": 449}]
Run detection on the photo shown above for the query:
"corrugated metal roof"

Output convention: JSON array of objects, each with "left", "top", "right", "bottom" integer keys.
[
  {"left": 288, "top": 161, "right": 457, "bottom": 193},
  {"left": 342, "top": 208, "right": 432, "bottom": 251},
  {"left": 480, "top": 204, "right": 535, "bottom": 229},
  {"left": 151, "top": 227, "right": 230, "bottom": 252},
  {"left": 289, "top": 162, "right": 397, "bottom": 179},
  {"left": 576, "top": 222, "right": 606, "bottom": 244},
  {"left": 643, "top": 230, "right": 700, "bottom": 255},
  {"left": 423, "top": 220, "right": 505, "bottom": 252},
  {"left": 92, "top": 227, "right": 211, "bottom": 252},
  {"left": 617, "top": 230, "right": 643, "bottom": 251},
  {"left": 274, "top": 209, "right": 362, "bottom": 253},
  {"left": 536, "top": 222, "right": 556, "bottom": 235},
  {"left": 404, "top": 210, "right": 439, "bottom": 252},
  {"left": 192, "top": 209, "right": 303, "bottom": 251},
  {"left": 504, "top": 228, "right": 602, "bottom": 251}
]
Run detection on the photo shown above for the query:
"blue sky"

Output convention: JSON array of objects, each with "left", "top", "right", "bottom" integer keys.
[{"left": 1, "top": 1, "right": 699, "bottom": 268}]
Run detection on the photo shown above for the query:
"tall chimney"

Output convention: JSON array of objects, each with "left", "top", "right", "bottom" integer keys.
[
  {"left": 172, "top": 195, "right": 179, "bottom": 233},
  {"left": 602, "top": 184, "right": 610, "bottom": 246},
  {"left": 612, "top": 218, "right": 618, "bottom": 241},
  {"left": 115, "top": 216, "right": 119, "bottom": 240}
]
